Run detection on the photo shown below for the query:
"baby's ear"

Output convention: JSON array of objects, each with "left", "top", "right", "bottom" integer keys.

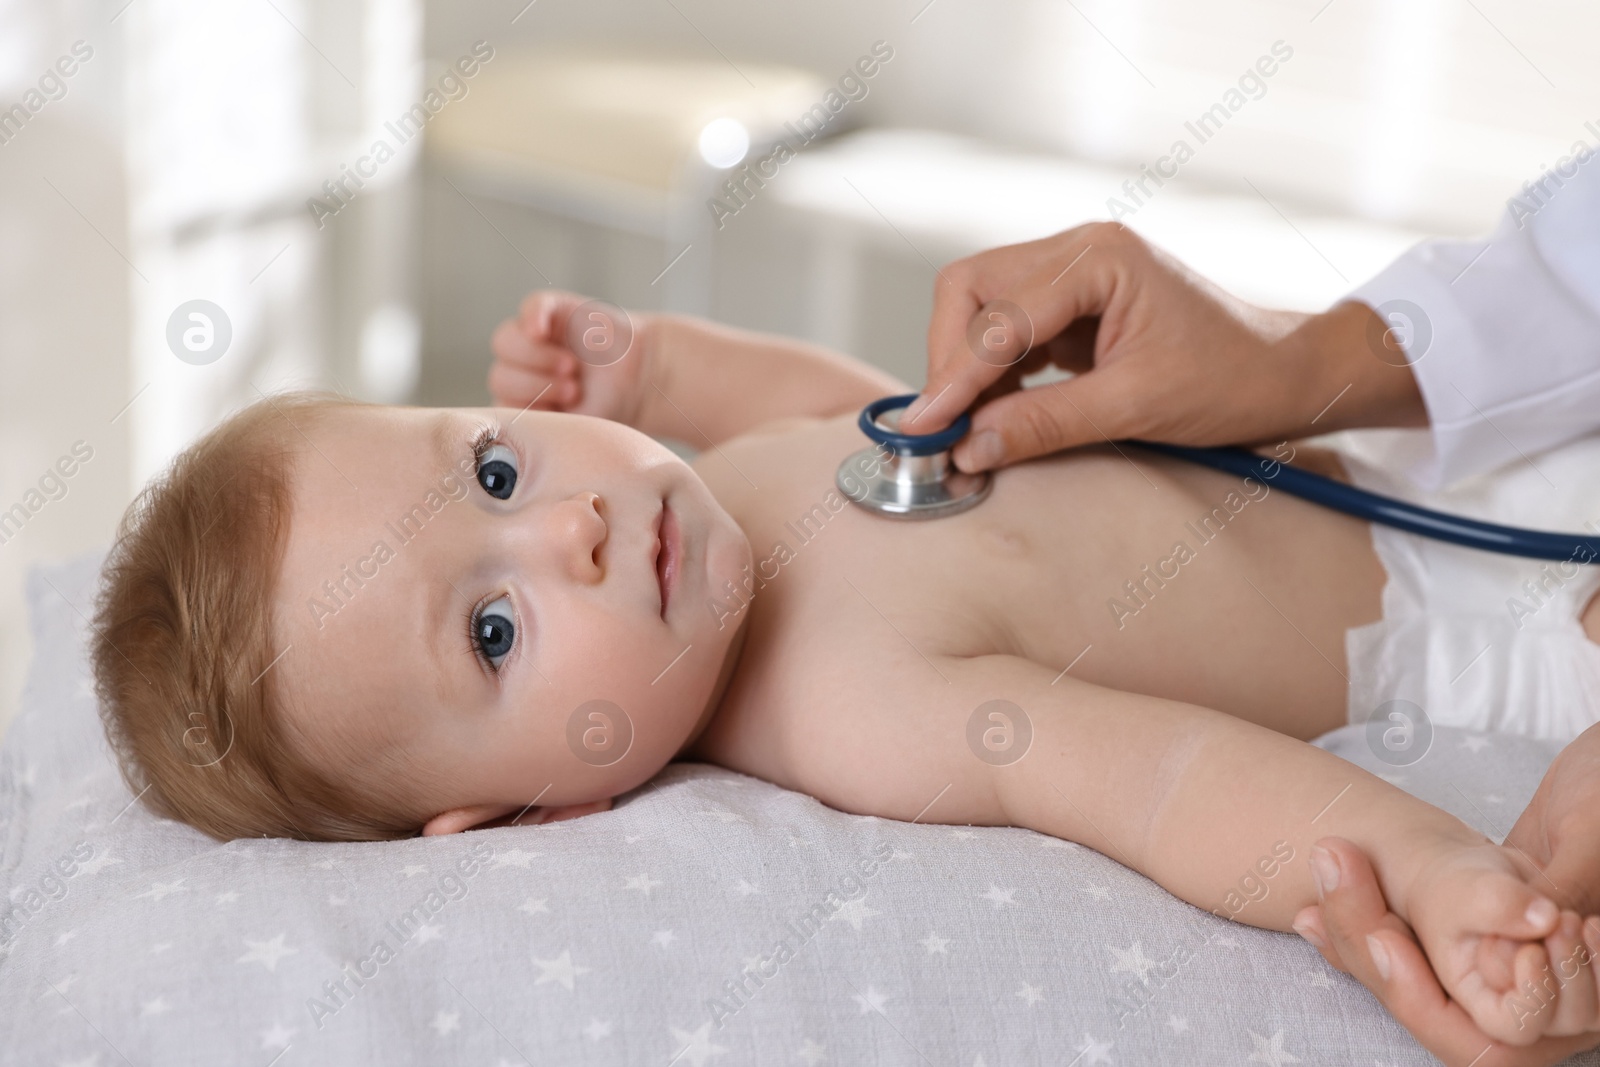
[
  {"left": 420, "top": 798, "right": 613, "bottom": 836},
  {"left": 528, "top": 798, "right": 613, "bottom": 825},
  {"left": 422, "top": 803, "right": 523, "bottom": 836}
]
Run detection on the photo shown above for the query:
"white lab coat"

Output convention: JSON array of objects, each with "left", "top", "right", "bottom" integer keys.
[{"left": 1348, "top": 152, "right": 1600, "bottom": 490}]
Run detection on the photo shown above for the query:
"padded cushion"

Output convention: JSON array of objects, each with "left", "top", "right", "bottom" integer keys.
[{"left": 4, "top": 551, "right": 1595, "bottom": 1065}]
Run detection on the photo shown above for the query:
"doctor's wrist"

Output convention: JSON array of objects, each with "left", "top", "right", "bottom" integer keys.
[{"left": 1282, "top": 301, "right": 1428, "bottom": 436}]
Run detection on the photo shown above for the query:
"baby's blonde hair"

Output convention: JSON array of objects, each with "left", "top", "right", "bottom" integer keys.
[{"left": 92, "top": 391, "right": 423, "bottom": 842}]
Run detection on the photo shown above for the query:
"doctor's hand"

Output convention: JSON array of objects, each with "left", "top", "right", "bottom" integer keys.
[
  {"left": 1502, "top": 721, "right": 1600, "bottom": 917},
  {"left": 902, "top": 223, "right": 1428, "bottom": 473},
  {"left": 489, "top": 290, "right": 656, "bottom": 427},
  {"left": 1466, "top": 720, "right": 1600, "bottom": 1001},
  {"left": 1295, "top": 838, "right": 1600, "bottom": 1066}
]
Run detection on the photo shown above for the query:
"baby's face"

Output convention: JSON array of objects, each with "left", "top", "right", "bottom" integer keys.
[{"left": 273, "top": 405, "right": 752, "bottom": 833}]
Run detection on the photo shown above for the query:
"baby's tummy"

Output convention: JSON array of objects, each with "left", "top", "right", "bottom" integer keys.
[{"left": 721, "top": 419, "right": 1384, "bottom": 739}]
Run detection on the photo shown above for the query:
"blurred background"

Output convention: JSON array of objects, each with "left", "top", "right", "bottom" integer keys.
[{"left": 0, "top": 0, "right": 1594, "bottom": 738}]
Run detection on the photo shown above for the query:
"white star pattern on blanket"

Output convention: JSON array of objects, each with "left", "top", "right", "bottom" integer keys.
[
  {"left": 236, "top": 934, "right": 296, "bottom": 972},
  {"left": 72, "top": 850, "right": 121, "bottom": 876},
  {"left": 827, "top": 895, "right": 880, "bottom": 931},
  {"left": 259, "top": 1022, "right": 295, "bottom": 1049},
  {"left": 1246, "top": 1028, "right": 1301, "bottom": 1066},
  {"left": 491, "top": 849, "right": 541, "bottom": 869},
  {"left": 1108, "top": 941, "right": 1157, "bottom": 980},
  {"left": 852, "top": 986, "right": 889, "bottom": 1015},
  {"left": 668, "top": 1022, "right": 727, "bottom": 1067},
  {"left": 625, "top": 873, "right": 664, "bottom": 896},
  {"left": 795, "top": 1037, "right": 827, "bottom": 1064},
  {"left": 1075, "top": 1033, "right": 1113, "bottom": 1065},
  {"left": 980, "top": 884, "right": 1016, "bottom": 908},
  {"left": 532, "top": 949, "right": 590, "bottom": 990},
  {"left": 132, "top": 879, "right": 187, "bottom": 902}
]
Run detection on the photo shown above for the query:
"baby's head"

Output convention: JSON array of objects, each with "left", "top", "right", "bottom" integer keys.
[{"left": 92, "top": 392, "right": 753, "bottom": 841}]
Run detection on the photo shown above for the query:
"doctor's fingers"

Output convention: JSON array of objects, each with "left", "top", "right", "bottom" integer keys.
[
  {"left": 966, "top": 324, "right": 1098, "bottom": 408},
  {"left": 951, "top": 359, "right": 1140, "bottom": 472},
  {"left": 1537, "top": 823, "right": 1600, "bottom": 918},
  {"left": 1291, "top": 838, "right": 1413, "bottom": 978},
  {"left": 911, "top": 224, "right": 1123, "bottom": 432}
]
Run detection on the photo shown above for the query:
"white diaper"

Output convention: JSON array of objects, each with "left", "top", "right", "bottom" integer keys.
[{"left": 1332, "top": 427, "right": 1600, "bottom": 743}]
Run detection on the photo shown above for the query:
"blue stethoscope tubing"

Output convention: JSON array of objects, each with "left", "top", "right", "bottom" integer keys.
[{"left": 1132, "top": 441, "right": 1600, "bottom": 564}]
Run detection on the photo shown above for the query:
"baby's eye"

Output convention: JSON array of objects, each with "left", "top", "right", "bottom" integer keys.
[
  {"left": 473, "top": 595, "right": 516, "bottom": 669},
  {"left": 476, "top": 443, "right": 518, "bottom": 500}
]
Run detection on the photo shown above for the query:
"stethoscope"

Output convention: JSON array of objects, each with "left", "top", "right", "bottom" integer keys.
[{"left": 839, "top": 393, "right": 1600, "bottom": 563}]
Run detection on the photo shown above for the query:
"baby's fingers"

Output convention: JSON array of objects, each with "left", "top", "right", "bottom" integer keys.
[
  {"left": 516, "top": 289, "right": 590, "bottom": 341},
  {"left": 487, "top": 351, "right": 575, "bottom": 412},
  {"left": 1459, "top": 874, "right": 1560, "bottom": 940},
  {"left": 1447, "top": 941, "right": 1549, "bottom": 1046},
  {"left": 1493, "top": 939, "right": 1557, "bottom": 1043},
  {"left": 492, "top": 316, "right": 578, "bottom": 379},
  {"left": 1540, "top": 911, "right": 1599, "bottom": 1036},
  {"left": 1474, "top": 933, "right": 1518, "bottom": 995}
]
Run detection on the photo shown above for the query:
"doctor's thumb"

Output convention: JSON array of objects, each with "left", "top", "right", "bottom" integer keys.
[{"left": 952, "top": 374, "right": 1119, "bottom": 472}]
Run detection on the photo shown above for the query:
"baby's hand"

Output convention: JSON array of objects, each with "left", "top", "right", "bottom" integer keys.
[
  {"left": 1406, "top": 839, "right": 1599, "bottom": 1044},
  {"left": 1468, "top": 916, "right": 1600, "bottom": 1040},
  {"left": 488, "top": 290, "right": 655, "bottom": 426}
]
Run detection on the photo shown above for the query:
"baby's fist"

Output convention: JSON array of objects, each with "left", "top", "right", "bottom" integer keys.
[
  {"left": 488, "top": 290, "right": 653, "bottom": 426},
  {"left": 1473, "top": 912, "right": 1600, "bottom": 1039},
  {"left": 1407, "top": 840, "right": 1581, "bottom": 1045}
]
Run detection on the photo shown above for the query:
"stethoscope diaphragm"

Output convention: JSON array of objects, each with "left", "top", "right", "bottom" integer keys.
[{"left": 837, "top": 393, "right": 992, "bottom": 520}]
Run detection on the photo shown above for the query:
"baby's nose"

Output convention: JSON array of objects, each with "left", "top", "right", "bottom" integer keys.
[{"left": 551, "top": 491, "right": 607, "bottom": 583}]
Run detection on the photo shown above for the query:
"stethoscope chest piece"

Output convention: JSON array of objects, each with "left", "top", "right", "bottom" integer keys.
[{"left": 837, "top": 393, "right": 992, "bottom": 520}]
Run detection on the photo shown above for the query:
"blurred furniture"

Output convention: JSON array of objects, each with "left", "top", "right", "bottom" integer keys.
[
  {"left": 420, "top": 119, "right": 1429, "bottom": 399},
  {"left": 425, "top": 50, "right": 830, "bottom": 316}
]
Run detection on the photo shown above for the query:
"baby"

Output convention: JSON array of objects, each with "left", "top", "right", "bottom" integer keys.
[{"left": 92, "top": 290, "right": 1600, "bottom": 1047}]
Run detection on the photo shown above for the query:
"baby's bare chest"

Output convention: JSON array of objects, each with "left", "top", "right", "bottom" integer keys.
[
  {"left": 687, "top": 416, "right": 1382, "bottom": 777},
  {"left": 689, "top": 416, "right": 1245, "bottom": 704}
]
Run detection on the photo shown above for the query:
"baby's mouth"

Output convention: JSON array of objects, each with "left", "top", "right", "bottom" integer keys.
[{"left": 654, "top": 500, "right": 680, "bottom": 620}]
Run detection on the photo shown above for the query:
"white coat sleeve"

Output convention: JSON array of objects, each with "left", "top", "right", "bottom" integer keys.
[{"left": 1346, "top": 154, "right": 1600, "bottom": 490}]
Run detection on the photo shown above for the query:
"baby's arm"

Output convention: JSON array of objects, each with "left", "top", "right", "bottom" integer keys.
[
  {"left": 640, "top": 313, "right": 908, "bottom": 445},
  {"left": 488, "top": 290, "right": 906, "bottom": 445},
  {"left": 803, "top": 653, "right": 1570, "bottom": 1042}
]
